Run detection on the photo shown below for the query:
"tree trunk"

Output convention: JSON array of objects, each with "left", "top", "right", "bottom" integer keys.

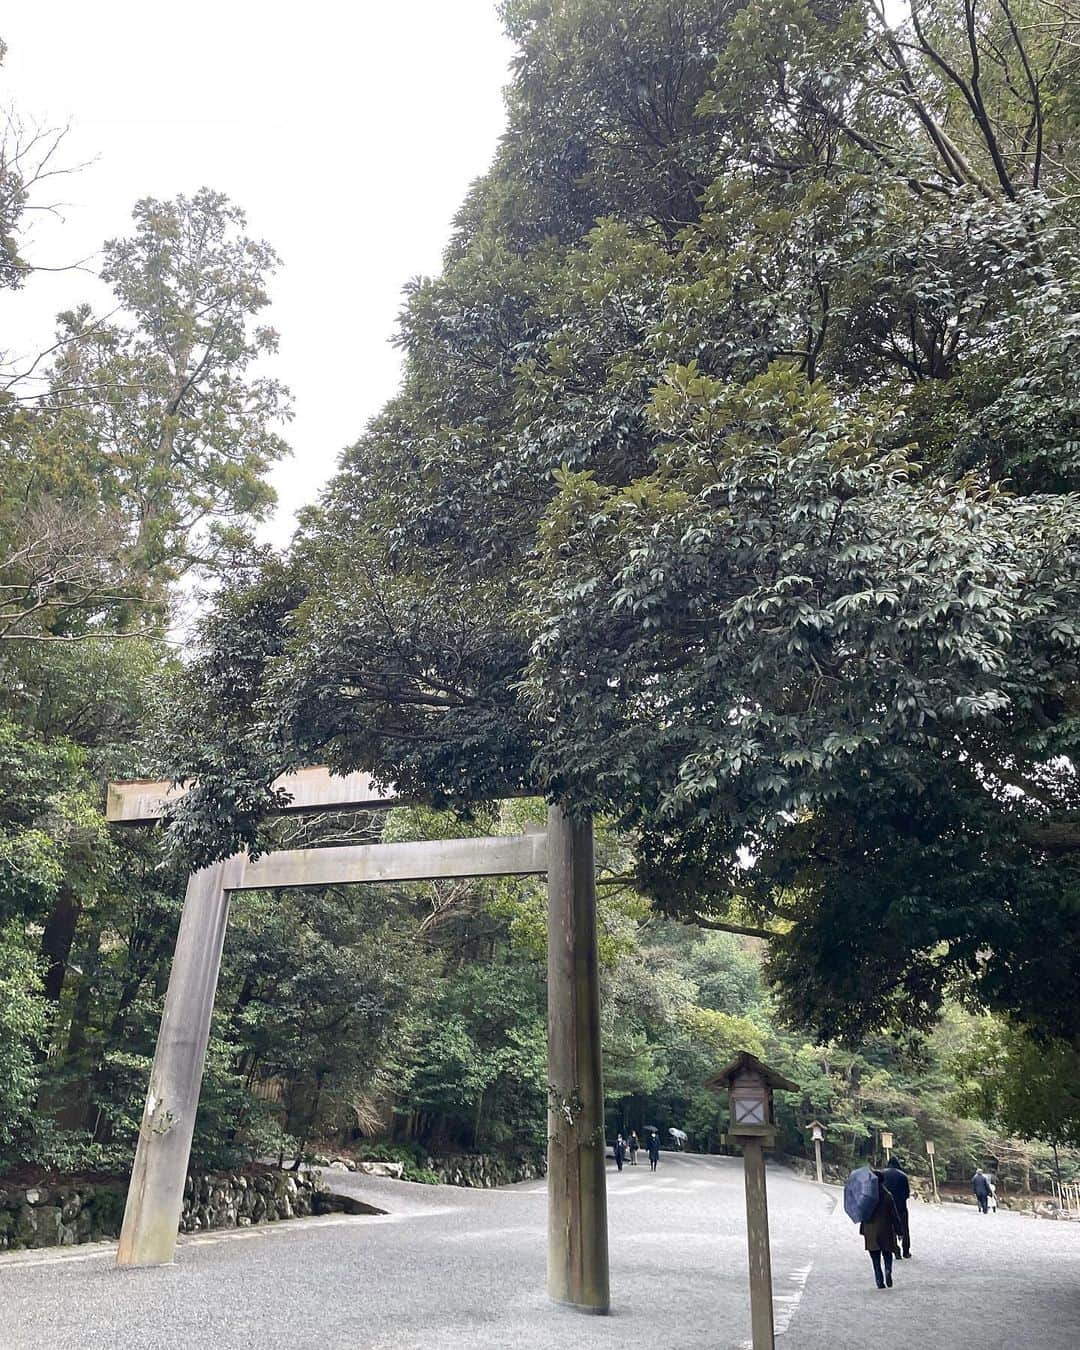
[
  {"left": 40, "top": 886, "right": 81, "bottom": 1003},
  {"left": 66, "top": 925, "right": 101, "bottom": 1061}
]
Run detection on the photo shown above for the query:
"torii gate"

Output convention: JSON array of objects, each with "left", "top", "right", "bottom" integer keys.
[{"left": 105, "top": 768, "right": 609, "bottom": 1314}]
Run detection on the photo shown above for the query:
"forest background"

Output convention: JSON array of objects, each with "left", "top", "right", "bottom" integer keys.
[{"left": 3, "top": 0, "right": 1080, "bottom": 1200}]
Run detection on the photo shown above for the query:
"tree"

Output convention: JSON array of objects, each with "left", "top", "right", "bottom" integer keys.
[
  {"left": 0, "top": 164, "right": 294, "bottom": 1172},
  {"left": 165, "top": 1, "right": 1080, "bottom": 1051},
  {"left": 0, "top": 36, "right": 77, "bottom": 297},
  {"left": 33, "top": 189, "right": 290, "bottom": 586},
  {"left": 952, "top": 1020, "right": 1080, "bottom": 1152},
  {"left": 0, "top": 925, "right": 46, "bottom": 1171}
]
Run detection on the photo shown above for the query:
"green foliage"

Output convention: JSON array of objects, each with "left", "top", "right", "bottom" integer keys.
[
  {"left": 0, "top": 125, "right": 292, "bottom": 1176},
  {"left": 161, "top": 1, "right": 1080, "bottom": 1053},
  {"left": 951, "top": 1021, "right": 1080, "bottom": 1150},
  {"left": 2, "top": 0, "right": 1079, "bottom": 1201},
  {"left": 0, "top": 926, "right": 45, "bottom": 1170},
  {"left": 42, "top": 190, "right": 290, "bottom": 582},
  {"left": 404, "top": 958, "right": 548, "bottom": 1150},
  {"left": 0, "top": 717, "right": 109, "bottom": 925}
]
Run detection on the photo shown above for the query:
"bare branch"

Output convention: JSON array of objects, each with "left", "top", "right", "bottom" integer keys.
[{"left": 998, "top": 0, "right": 1045, "bottom": 187}]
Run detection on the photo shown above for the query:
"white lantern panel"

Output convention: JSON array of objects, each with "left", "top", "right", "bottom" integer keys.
[{"left": 734, "top": 1098, "right": 767, "bottom": 1125}]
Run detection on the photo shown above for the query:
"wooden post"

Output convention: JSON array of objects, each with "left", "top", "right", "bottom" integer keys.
[
  {"left": 546, "top": 804, "right": 609, "bottom": 1314},
  {"left": 116, "top": 855, "right": 244, "bottom": 1266},
  {"left": 814, "top": 1138, "right": 823, "bottom": 1185},
  {"left": 742, "top": 1137, "right": 775, "bottom": 1350},
  {"left": 928, "top": 1149, "right": 940, "bottom": 1205}
]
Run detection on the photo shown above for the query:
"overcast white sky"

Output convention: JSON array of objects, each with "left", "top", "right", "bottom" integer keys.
[{"left": 1, "top": 2, "right": 514, "bottom": 546}]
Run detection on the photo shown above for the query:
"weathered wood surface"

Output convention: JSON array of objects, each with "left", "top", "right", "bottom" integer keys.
[
  {"left": 742, "top": 1136, "right": 776, "bottom": 1349},
  {"left": 106, "top": 766, "right": 397, "bottom": 824},
  {"left": 546, "top": 805, "right": 610, "bottom": 1314},
  {"left": 236, "top": 831, "right": 549, "bottom": 890},
  {"left": 117, "top": 855, "right": 245, "bottom": 1267}
]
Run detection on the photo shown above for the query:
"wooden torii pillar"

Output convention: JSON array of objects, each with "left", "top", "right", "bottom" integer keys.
[{"left": 106, "top": 772, "right": 609, "bottom": 1313}]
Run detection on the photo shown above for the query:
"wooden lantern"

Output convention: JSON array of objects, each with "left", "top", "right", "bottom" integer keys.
[
  {"left": 705, "top": 1052, "right": 799, "bottom": 1349},
  {"left": 706, "top": 1051, "right": 798, "bottom": 1142}
]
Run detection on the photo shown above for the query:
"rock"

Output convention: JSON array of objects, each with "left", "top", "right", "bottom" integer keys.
[
  {"left": 357, "top": 1160, "right": 405, "bottom": 1180},
  {"left": 15, "top": 1207, "right": 39, "bottom": 1245}
]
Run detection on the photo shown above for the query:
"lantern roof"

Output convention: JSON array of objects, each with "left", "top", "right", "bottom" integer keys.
[
  {"left": 706, "top": 1051, "right": 799, "bottom": 1094},
  {"left": 808, "top": 1119, "right": 826, "bottom": 1131}
]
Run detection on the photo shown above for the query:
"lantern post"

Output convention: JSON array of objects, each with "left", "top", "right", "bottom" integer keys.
[
  {"left": 707, "top": 1053, "right": 798, "bottom": 1350},
  {"left": 926, "top": 1140, "right": 940, "bottom": 1204},
  {"left": 809, "top": 1121, "right": 825, "bottom": 1184},
  {"left": 881, "top": 1130, "right": 894, "bottom": 1165}
]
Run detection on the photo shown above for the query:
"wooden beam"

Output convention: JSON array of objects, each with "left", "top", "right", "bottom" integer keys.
[
  {"left": 546, "top": 805, "right": 609, "bottom": 1314},
  {"left": 106, "top": 766, "right": 397, "bottom": 825},
  {"left": 117, "top": 854, "right": 245, "bottom": 1267},
  {"left": 234, "top": 831, "right": 548, "bottom": 891}
]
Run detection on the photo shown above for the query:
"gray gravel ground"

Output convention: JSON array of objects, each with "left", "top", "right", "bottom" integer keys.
[{"left": 2, "top": 1152, "right": 1078, "bottom": 1349}]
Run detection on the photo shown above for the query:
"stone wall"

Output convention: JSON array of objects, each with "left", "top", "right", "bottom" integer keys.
[
  {"left": 0, "top": 1168, "right": 328, "bottom": 1252},
  {"left": 180, "top": 1169, "right": 326, "bottom": 1232},
  {"left": 0, "top": 1181, "right": 126, "bottom": 1251},
  {"left": 423, "top": 1151, "right": 546, "bottom": 1188}
]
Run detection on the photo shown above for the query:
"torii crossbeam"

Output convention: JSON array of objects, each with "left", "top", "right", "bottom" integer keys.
[{"left": 106, "top": 771, "right": 609, "bottom": 1315}]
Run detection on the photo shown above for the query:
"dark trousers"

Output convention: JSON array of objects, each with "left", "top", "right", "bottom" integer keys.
[
  {"left": 895, "top": 1204, "right": 911, "bottom": 1256},
  {"left": 869, "top": 1250, "right": 894, "bottom": 1286},
  {"left": 976, "top": 1193, "right": 989, "bottom": 1213}
]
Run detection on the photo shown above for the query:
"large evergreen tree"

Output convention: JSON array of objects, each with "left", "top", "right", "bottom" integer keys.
[{"left": 170, "top": 1, "right": 1080, "bottom": 1049}]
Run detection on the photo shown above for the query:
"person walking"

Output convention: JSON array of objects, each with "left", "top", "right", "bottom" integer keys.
[
  {"left": 972, "top": 1167, "right": 992, "bottom": 1214},
  {"left": 613, "top": 1134, "right": 625, "bottom": 1172},
  {"left": 988, "top": 1175, "right": 998, "bottom": 1213},
  {"left": 647, "top": 1130, "right": 661, "bottom": 1172},
  {"left": 860, "top": 1169, "right": 903, "bottom": 1290},
  {"left": 628, "top": 1131, "right": 639, "bottom": 1166},
  {"left": 881, "top": 1155, "right": 912, "bottom": 1259}
]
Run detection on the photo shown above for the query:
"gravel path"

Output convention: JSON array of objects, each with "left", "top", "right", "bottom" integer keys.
[{"left": 1, "top": 1153, "right": 1077, "bottom": 1349}]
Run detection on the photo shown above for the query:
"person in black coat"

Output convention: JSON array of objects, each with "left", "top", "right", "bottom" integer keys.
[
  {"left": 647, "top": 1131, "right": 661, "bottom": 1171},
  {"left": 613, "top": 1135, "right": 625, "bottom": 1172},
  {"left": 972, "top": 1168, "right": 992, "bottom": 1213},
  {"left": 881, "top": 1157, "right": 912, "bottom": 1258},
  {"left": 860, "top": 1170, "right": 903, "bottom": 1289}
]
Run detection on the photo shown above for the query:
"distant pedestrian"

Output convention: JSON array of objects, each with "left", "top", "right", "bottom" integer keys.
[
  {"left": 972, "top": 1168, "right": 992, "bottom": 1214},
  {"left": 988, "top": 1176, "right": 998, "bottom": 1213},
  {"left": 860, "top": 1169, "right": 902, "bottom": 1290},
  {"left": 881, "top": 1156, "right": 912, "bottom": 1259},
  {"left": 628, "top": 1131, "right": 639, "bottom": 1166},
  {"left": 647, "top": 1131, "right": 660, "bottom": 1171},
  {"left": 613, "top": 1135, "right": 625, "bottom": 1172}
]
